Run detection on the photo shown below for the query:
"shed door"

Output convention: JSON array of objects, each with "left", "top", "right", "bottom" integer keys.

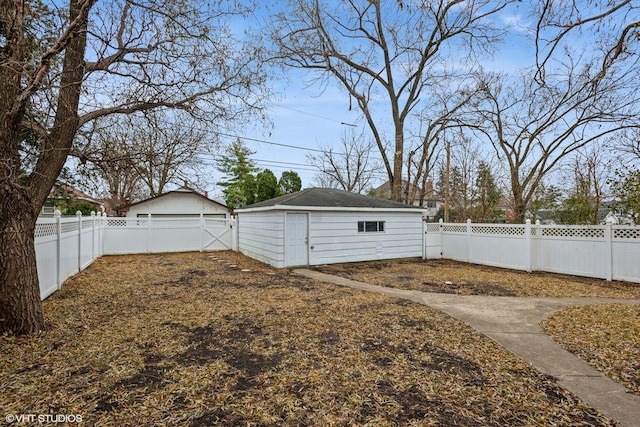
[{"left": 285, "top": 213, "right": 309, "bottom": 266}]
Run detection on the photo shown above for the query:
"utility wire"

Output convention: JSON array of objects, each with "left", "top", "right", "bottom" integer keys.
[
  {"left": 276, "top": 105, "right": 358, "bottom": 127},
  {"left": 212, "top": 131, "right": 327, "bottom": 154}
]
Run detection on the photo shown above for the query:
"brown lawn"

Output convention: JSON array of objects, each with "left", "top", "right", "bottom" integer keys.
[
  {"left": 316, "top": 257, "right": 640, "bottom": 397},
  {"left": 0, "top": 252, "right": 633, "bottom": 426}
]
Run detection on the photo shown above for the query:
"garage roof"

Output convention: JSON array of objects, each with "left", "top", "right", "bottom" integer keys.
[{"left": 240, "top": 187, "right": 422, "bottom": 210}]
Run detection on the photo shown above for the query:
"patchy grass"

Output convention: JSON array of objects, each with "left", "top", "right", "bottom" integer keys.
[
  {"left": 0, "top": 252, "right": 618, "bottom": 426},
  {"left": 543, "top": 304, "right": 640, "bottom": 396},
  {"left": 314, "top": 258, "right": 640, "bottom": 298}
]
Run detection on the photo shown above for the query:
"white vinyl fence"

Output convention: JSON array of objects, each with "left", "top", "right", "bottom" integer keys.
[
  {"left": 34, "top": 214, "right": 640, "bottom": 301},
  {"left": 35, "top": 213, "right": 237, "bottom": 300},
  {"left": 425, "top": 219, "right": 640, "bottom": 283},
  {"left": 103, "top": 215, "right": 236, "bottom": 254},
  {"left": 35, "top": 212, "right": 106, "bottom": 300}
]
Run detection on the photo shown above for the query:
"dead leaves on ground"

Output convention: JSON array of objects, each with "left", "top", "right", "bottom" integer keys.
[
  {"left": 0, "top": 252, "right": 621, "bottom": 426},
  {"left": 315, "top": 258, "right": 640, "bottom": 298},
  {"left": 543, "top": 304, "right": 640, "bottom": 395}
]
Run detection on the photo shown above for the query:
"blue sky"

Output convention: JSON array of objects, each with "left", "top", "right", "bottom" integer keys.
[
  {"left": 206, "top": 1, "right": 537, "bottom": 194},
  {"left": 191, "top": 0, "right": 638, "bottom": 202}
]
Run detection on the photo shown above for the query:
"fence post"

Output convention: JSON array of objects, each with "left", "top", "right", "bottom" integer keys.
[
  {"left": 534, "top": 220, "right": 541, "bottom": 273},
  {"left": 100, "top": 212, "right": 105, "bottom": 256},
  {"left": 466, "top": 219, "right": 472, "bottom": 263},
  {"left": 91, "top": 211, "right": 96, "bottom": 262},
  {"left": 439, "top": 218, "right": 444, "bottom": 258},
  {"left": 422, "top": 218, "right": 426, "bottom": 260},
  {"left": 147, "top": 213, "right": 152, "bottom": 254},
  {"left": 55, "top": 210, "right": 62, "bottom": 289},
  {"left": 200, "top": 213, "right": 205, "bottom": 252},
  {"left": 525, "top": 219, "right": 532, "bottom": 272},
  {"left": 605, "top": 223, "right": 613, "bottom": 281},
  {"left": 77, "top": 211, "right": 83, "bottom": 271},
  {"left": 234, "top": 215, "right": 240, "bottom": 251}
]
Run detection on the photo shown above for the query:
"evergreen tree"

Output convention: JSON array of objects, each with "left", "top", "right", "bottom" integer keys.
[
  {"left": 474, "top": 161, "right": 502, "bottom": 221},
  {"left": 529, "top": 183, "right": 562, "bottom": 223},
  {"left": 609, "top": 167, "right": 640, "bottom": 219},
  {"left": 216, "top": 140, "right": 258, "bottom": 208},
  {"left": 557, "top": 177, "right": 598, "bottom": 224},
  {"left": 279, "top": 170, "right": 302, "bottom": 195},
  {"left": 256, "top": 169, "right": 279, "bottom": 202}
]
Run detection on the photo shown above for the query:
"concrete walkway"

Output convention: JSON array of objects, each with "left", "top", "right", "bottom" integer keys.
[{"left": 294, "top": 269, "right": 640, "bottom": 427}]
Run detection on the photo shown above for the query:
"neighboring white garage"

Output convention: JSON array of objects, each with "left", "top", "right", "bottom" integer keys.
[
  {"left": 105, "top": 187, "right": 235, "bottom": 254},
  {"left": 235, "top": 187, "right": 427, "bottom": 268},
  {"left": 122, "top": 186, "right": 231, "bottom": 218}
]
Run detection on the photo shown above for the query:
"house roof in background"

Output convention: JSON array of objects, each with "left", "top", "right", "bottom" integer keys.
[
  {"left": 239, "top": 187, "right": 424, "bottom": 210},
  {"left": 49, "top": 183, "right": 102, "bottom": 206}
]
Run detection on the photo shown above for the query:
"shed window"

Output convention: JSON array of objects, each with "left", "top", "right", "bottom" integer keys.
[{"left": 358, "top": 221, "right": 385, "bottom": 233}]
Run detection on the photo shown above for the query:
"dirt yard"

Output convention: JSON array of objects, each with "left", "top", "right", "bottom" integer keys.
[
  {"left": 313, "top": 257, "right": 640, "bottom": 298},
  {"left": 315, "top": 257, "right": 640, "bottom": 397},
  {"left": 1, "top": 252, "right": 635, "bottom": 426}
]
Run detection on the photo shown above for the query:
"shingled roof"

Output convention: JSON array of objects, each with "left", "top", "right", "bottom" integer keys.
[{"left": 239, "top": 187, "right": 422, "bottom": 210}]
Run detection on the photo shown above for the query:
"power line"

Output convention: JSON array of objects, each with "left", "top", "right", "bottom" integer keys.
[
  {"left": 123, "top": 114, "right": 389, "bottom": 160},
  {"left": 196, "top": 152, "right": 321, "bottom": 172},
  {"left": 212, "top": 131, "right": 327, "bottom": 154},
  {"left": 276, "top": 105, "right": 358, "bottom": 127}
]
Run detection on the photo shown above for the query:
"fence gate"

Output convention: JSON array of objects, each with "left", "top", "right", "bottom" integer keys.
[{"left": 202, "top": 217, "right": 235, "bottom": 251}]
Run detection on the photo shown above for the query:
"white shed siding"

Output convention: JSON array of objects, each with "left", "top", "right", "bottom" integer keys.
[
  {"left": 308, "top": 211, "right": 423, "bottom": 266},
  {"left": 238, "top": 211, "right": 286, "bottom": 268},
  {"left": 126, "top": 192, "right": 229, "bottom": 218}
]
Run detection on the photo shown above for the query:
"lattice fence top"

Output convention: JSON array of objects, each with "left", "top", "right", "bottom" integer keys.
[
  {"left": 204, "top": 218, "right": 231, "bottom": 225},
  {"left": 614, "top": 228, "right": 640, "bottom": 239},
  {"left": 471, "top": 225, "right": 525, "bottom": 236},
  {"left": 442, "top": 224, "right": 467, "bottom": 233},
  {"left": 540, "top": 227, "right": 605, "bottom": 238},
  {"left": 60, "top": 222, "right": 79, "bottom": 233},
  {"left": 35, "top": 223, "right": 57, "bottom": 238},
  {"left": 427, "top": 222, "right": 640, "bottom": 240},
  {"left": 105, "top": 218, "right": 209, "bottom": 228},
  {"left": 426, "top": 223, "right": 442, "bottom": 233},
  {"left": 151, "top": 218, "right": 200, "bottom": 228},
  {"left": 106, "top": 219, "right": 128, "bottom": 227}
]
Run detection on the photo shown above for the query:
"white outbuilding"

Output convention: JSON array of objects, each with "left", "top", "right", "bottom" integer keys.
[
  {"left": 235, "top": 187, "right": 427, "bottom": 268},
  {"left": 122, "top": 186, "right": 231, "bottom": 219}
]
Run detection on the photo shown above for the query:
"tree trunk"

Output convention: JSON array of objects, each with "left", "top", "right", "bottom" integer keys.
[
  {"left": 0, "top": 196, "right": 45, "bottom": 334},
  {"left": 0, "top": 0, "right": 91, "bottom": 335},
  {"left": 391, "top": 125, "right": 404, "bottom": 202},
  {"left": 511, "top": 195, "right": 527, "bottom": 223}
]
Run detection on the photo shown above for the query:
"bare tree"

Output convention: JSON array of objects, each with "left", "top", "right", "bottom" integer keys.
[
  {"left": 533, "top": 1, "right": 640, "bottom": 81},
  {"left": 435, "top": 140, "right": 498, "bottom": 221},
  {"left": 466, "top": 64, "right": 640, "bottom": 222},
  {"left": 307, "top": 130, "right": 382, "bottom": 193},
  {"left": 615, "top": 128, "right": 640, "bottom": 161},
  {"left": 608, "top": 129, "right": 640, "bottom": 219},
  {"left": 405, "top": 82, "right": 482, "bottom": 205},
  {"left": 1, "top": 0, "right": 268, "bottom": 335},
  {"left": 561, "top": 143, "right": 613, "bottom": 224},
  {"left": 74, "top": 117, "right": 146, "bottom": 214},
  {"left": 128, "top": 112, "right": 211, "bottom": 197},
  {"left": 270, "top": 0, "right": 513, "bottom": 201},
  {"left": 557, "top": 142, "right": 613, "bottom": 224}
]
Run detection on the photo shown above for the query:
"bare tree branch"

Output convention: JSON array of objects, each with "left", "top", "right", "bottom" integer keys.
[{"left": 271, "top": 0, "right": 513, "bottom": 200}]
